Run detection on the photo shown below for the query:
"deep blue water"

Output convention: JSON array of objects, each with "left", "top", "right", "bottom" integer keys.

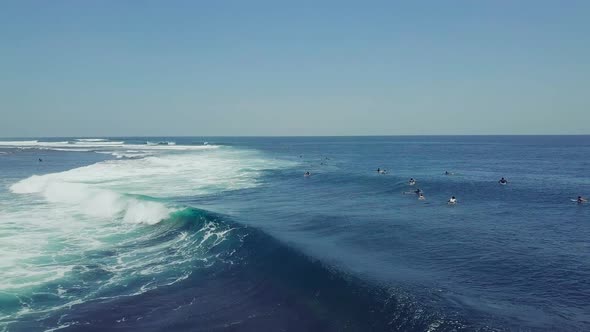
[{"left": 0, "top": 136, "right": 589, "bottom": 331}]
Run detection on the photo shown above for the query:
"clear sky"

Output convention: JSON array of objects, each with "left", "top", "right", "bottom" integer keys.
[{"left": 1, "top": 0, "right": 589, "bottom": 137}]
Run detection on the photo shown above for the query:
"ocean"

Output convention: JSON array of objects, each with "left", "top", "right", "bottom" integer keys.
[{"left": 0, "top": 136, "right": 589, "bottom": 332}]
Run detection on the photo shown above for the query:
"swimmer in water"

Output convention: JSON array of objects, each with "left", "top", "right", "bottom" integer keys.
[
  {"left": 418, "top": 193, "right": 425, "bottom": 200},
  {"left": 414, "top": 188, "right": 422, "bottom": 195},
  {"left": 38, "top": 158, "right": 43, "bottom": 162},
  {"left": 448, "top": 196, "right": 457, "bottom": 204},
  {"left": 499, "top": 177, "right": 508, "bottom": 185},
  {"left": 304, "top": 171, "right": 311, "bottom": 177},
  {"left": 409, "top": 178, "right": 416, "bottom": 186},
  {"left": 578, "top": 196, "right": 587, "bottom": 203}
]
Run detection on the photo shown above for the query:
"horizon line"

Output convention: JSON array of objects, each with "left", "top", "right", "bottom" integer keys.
[{"left": 1, "top": 134, "right": 589, "bottom": 139}]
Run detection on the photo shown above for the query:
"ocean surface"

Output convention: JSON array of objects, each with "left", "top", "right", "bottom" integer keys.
[{"left": 0, "top": 136, "right": 589, "bottom": 332}]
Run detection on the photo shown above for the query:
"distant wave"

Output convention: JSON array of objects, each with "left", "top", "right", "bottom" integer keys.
[
  {"left": 75, "top": 138, "right": 109, "bottom": 142},
  {"left": 146, "top": 141, "right": 176, "bottom": 146},
  {"left": 0, "top": 139, "right": 219, "bottom": 155},
  {"left": 0, "top": 140, "right": 40, "bottom": 146},
  {"left": 73, "top": 141, "right": 125, "bottom": 145}
]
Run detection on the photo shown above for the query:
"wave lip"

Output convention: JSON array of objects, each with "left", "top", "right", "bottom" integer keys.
[{"left": 10, "top": 176, "right": 172, "bottom": 225}]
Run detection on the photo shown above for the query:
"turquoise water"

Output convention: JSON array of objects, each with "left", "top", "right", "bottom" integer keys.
[{"left": 0, "top": 136, "right": 589, "bottom": 331}]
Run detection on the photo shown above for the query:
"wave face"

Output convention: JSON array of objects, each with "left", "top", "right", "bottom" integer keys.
[{"left": 0, "top": 208, "right": 467, "bottom": 332}]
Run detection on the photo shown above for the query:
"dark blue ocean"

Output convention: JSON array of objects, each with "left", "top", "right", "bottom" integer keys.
[{"left": 0, "top": 136, "right": 589, "bottom": 331}]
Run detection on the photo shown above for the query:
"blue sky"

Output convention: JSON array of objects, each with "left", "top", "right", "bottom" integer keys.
[{"left": 1, "top": 0, "right": 589, "bottom": 136}]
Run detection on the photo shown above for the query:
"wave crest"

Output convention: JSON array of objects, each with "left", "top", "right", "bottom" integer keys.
[{"left": 10, "top": 176, "right": 172, "bottom": 225}]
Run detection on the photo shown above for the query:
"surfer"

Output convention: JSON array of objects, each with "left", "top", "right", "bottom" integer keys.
[
  {"left": 402, "top": 188, "right": 422, "bottom": 195},
  {"left": 38, "top": 158, "right": 42, "bottom": 162},
  {"left": 444, "top": 171, "right": 453, "bottom": 175},
  {"left": 498, "top": 177, "right": 508, "bottom": 185},
  {"left": 448, "top": 196, "right": 457, "bottom": 205},
  {"left": 577, "top": 196, "right": 587, "bottom": 203}
]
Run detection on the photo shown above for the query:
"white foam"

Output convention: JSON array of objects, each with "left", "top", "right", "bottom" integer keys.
[
  {"left": 0, "top": 140, "right": 72, "bottom": 147},
  {"left": 9, "top": 146, "right": 295, "bottom": 224},
  {"left": 11, "top": 176, "right": 172, "bottom": 225},
  {"left": 97, "top": 150, "right": 153, "bottom": 159},
  {"left": 73, "top": 141, "right": 124, "bottom": 145},
  {"left": 41, "top": 148, "right": 92, "bottom": 152}
]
